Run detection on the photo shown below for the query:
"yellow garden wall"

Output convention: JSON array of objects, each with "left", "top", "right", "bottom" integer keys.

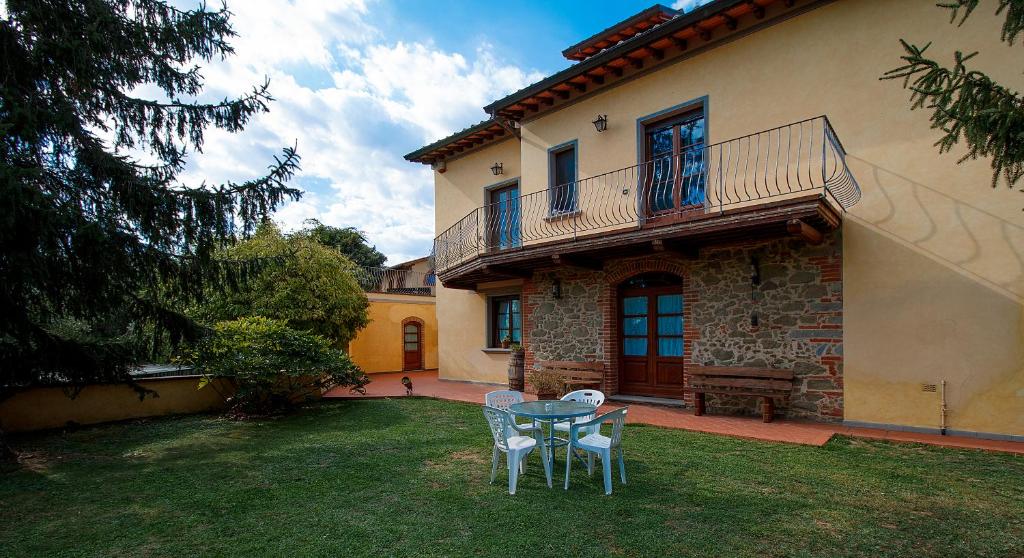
[
  {"left": 433, "top": 0, "right": 1024, "bottom": 435},
  {"left": 0, "top": 376, "right": 233, "bottom": 433},
  {"left": 348, "top": 293, "right": 438, "bottom": 373}
]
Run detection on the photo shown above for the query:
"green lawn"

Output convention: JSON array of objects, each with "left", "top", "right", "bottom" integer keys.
[{"left": 1, "top": 399, "right": 1022, "bottom": 557}]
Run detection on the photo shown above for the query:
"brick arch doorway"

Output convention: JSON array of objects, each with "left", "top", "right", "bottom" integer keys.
[
  {"left": 616, "top": 271, "right": 687, "bottom": 398},
  {"left": 401, "top": 317, "right": 425, "bottom": 371}
]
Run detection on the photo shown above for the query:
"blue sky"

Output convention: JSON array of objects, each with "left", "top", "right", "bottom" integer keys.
[{"left": 177, "top": 0, "right": 710, "bottom": 264}]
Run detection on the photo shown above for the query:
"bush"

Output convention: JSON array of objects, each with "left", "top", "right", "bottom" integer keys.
[
  {"left": 194, "top": 222, "right": 370, "bottom": 348},
  {"left": 187, "top": 317, "right": 369, "bottom": 414}
]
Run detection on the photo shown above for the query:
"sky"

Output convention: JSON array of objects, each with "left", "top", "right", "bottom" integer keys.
[{"left": 173, "top": 0, "right": 712, "bottom": 264}]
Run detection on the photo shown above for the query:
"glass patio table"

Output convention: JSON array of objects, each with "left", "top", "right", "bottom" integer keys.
[{"left": 509, "top": 400, "right": 597, "bottom": 464}]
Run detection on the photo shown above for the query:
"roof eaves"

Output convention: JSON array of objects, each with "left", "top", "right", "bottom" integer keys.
[
  {"left": 403, "top": 118, "right": 503, "bottom": 162},
  {"left": 561, "top": 4, "right": 680, "bottom": 62},
  {"left": 483, "top": 0, "right": 748, "bottom": 115}
]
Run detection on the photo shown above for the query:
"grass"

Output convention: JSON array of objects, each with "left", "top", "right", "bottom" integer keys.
[{"left": 1, "top": 399, "right": 1022, "bottom": 558}]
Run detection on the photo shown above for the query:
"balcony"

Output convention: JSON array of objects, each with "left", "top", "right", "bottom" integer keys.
[
  {"left": 433, "top": 116, "right": 861, "bottom": 289},
  {"left": 357, "top": 266, "right": 436, "bottom": 296}
]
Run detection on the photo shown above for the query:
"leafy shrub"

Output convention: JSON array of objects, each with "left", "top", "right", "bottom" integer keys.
[
  {"left": 186, "top": 317, "right": 369, "bottom": 414},
  {"left": 194, "top": 222, "right": 370, "bottom": 348},
  {"left": 526, "top": 369, "right": 564, "bottom": 398}
]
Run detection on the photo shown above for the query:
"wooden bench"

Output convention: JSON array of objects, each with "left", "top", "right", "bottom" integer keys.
[
  {"left": 538, "top": 361, "right": 605, "bottom": 393},
  {"left": 689, "top": 366, "right": 795, "bottom": 423}
]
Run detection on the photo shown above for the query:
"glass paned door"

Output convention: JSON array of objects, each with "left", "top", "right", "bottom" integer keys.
[
  {"left": 403, "top": 322, "right": 422, "bottom": 371},
  {"left": 622, "top": 296, "right": 648, "bottom": 356},
  {"left": 656, "top": 294, "right": 684, "bottom": 357},
  {"left": 550, "top": 146, "right": 577, "bottom": 214},
  {"left": 648, "top": 127, "right": 675, "bottom": 212},
  {"left": 487, "top": 183, "right": 520, "bottom": 250},
  {"left": 644, "top": 110, "right": 706, "bottom": 215},
  {"left": 618, "top": 273, "right": 686, "bottom": 398}
]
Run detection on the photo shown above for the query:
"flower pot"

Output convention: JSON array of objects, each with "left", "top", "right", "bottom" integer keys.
[
  {"left": 501, "top": 339, "right": 511, "bottom": 349},
  {"left": 535, "top": 390, "right": 558, "bottom": 401}
]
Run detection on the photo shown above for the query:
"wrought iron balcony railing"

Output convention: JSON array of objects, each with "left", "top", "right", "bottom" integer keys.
[
  {"left": 356, "top": 266, "right": 436, "bottom": 296},
  {"left": 433, "top": 116, "right": 860, "bottom": 274}
]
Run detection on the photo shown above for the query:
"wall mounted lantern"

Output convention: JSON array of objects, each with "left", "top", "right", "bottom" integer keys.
[
  {"left": 490, "top": 162, "right": 503, "bottom": 176},
  {"left": 551, "top": 278, "right": 562, "bottom": 300},
  {"left": 592, "top": 114, "right": 608, "bottom": 133}
]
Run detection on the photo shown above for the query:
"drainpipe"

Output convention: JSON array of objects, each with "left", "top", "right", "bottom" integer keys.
[{"left": 940, "top": 380, "right": 948, "bottom": 436}]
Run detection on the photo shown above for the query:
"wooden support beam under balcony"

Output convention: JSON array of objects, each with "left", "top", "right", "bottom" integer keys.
[
  {"left": 787, "top": 218, "right": 824, "bottom": 245},
  {"left": 481, "top": 264, "right": 533, "bottom": 279},
  {"left": 651, "top": 239, "right": 699, "bottom": 259},
  {"left": 551, "top": 254, "right": 603, "bottom": 270}
]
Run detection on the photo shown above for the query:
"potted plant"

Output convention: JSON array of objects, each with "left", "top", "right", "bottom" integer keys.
[
  {"left": 507, "top": 342, "right": 525, "bottom": 391},
  {"left": 527, "top": 368, "right": 563, "bottom": 400},
  {"left": 501, "top": 334, "right": 512, "bottom": 349}
]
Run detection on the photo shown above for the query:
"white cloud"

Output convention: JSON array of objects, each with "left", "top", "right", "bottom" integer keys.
[
  {"left": 671, "top": 0, "right": 714, "bottom": 12},
  {"left": 173, "top": 0, "right": 542, "bottom": 264}
]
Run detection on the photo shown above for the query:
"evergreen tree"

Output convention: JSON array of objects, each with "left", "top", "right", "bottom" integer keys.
[
  {"left": 0, "top": 0, "right": 303, "bottom": 429},
  {"left": 884, "top": 0, "right": 1024, "bottom": 190}
]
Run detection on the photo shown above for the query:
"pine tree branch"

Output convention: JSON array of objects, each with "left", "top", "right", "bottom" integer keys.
[
  {"left": 94, "top": 78, "right": 273, "bottom": 157},
  {"left": 939, "top": 0, "right": 1024, "bottom": 45},
  {"left": 882, "top": 40, "right": 1024, "bottom": 188}
]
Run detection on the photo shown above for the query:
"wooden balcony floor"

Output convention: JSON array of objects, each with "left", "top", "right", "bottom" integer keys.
[{"left": 439, "top": 194, "right": 841, "bottom": 289}]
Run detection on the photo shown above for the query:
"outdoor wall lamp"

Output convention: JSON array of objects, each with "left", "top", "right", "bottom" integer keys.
[
  {"left": 592, "top": 114, "right": 608, "bottom": 133},
  {"left": 490, "top": 162, "right": 503, "bottom": 176},
  {"left": 551, "top": 278, "right": 562, "bottom": 299}
]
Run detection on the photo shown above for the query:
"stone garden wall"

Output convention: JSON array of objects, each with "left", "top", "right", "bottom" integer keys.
[{"left": 522, "top": 232, "right": 844, "bottom": 422}]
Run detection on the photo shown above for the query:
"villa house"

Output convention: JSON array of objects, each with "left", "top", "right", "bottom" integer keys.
[{"left": 405, "top": 0, "right": 1024, "bottom": 439}]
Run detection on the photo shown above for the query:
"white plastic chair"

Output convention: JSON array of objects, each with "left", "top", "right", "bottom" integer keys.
[
  {"left": 484, "top": 390, "right": 534, "bottom": 437},
  {"left": 553, "top": 389, "right": 606, "bottom": 437},
  {"left": 564, "top": 407, "right": 628, "bottom": 495},
  {"left": 482, "top": 406, "right": 552, "bottom": 495}
]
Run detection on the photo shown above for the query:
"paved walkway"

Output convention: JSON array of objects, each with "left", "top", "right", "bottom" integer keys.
[{"left": 325, "top": 370, "right": 1024, "bottom": 454}]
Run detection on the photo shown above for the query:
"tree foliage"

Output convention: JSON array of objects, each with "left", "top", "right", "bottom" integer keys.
[
  {"left": 883, "top": 0, "right": 1024, "bottom": 189},
  {"left": 0, "top": 1, "right": 302, "bottom": 400},
  {"left": 194, "top": 222, "right": 370, "bottom": 348},
  {"left": 304, "top": 219, "right": 387, "bottom": 268},
  {"left": 187, "top": 317, "right": 368, "bottom": 415}
]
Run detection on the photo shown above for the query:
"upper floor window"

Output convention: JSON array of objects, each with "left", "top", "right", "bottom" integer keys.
[
  {"left": 644, "top": 108, "right": 706, "bottom": 214},
  {"left": 548, "top": 141, "right": 577, "bottom": 215}
]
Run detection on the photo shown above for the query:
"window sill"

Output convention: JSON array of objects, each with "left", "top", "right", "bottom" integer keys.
[
  {"left": 544, "top": 209, "right": 581, "bottom": 222},
  {"left": 481, "top": 348, "right": 511, "bottom": 354}
]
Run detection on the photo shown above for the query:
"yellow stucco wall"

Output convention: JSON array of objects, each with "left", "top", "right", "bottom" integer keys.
[
  {"left": 434, "top": 139, "right": 523, "bottom": 384},
  {"left": 348, "top": 294, "right": 438, "bottom": 373},
  {"left": 0, "top": 377, "right": 233, "bottom": 433},
  {"left": 436, "top": 279, "right": 523, "bottom": 384},
  {"left": 433, "top": 0, "right": 1024, "bottom": 434}
]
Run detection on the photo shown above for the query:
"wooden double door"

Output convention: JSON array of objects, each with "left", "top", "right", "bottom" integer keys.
[{"left": 618, "top": 273, "right": 686, "bottom": 398}]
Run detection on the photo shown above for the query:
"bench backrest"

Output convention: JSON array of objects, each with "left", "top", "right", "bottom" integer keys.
[
  {"left": 689, "top": 366, "right": 794, "bottom": 393},
  {"left": 538, "top": 360, "right": 604, "bottom": 381}
]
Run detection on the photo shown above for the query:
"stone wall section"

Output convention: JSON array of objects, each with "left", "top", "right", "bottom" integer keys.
[{"left": 521, "top": 232, "right": 843, "bottom": 422}]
